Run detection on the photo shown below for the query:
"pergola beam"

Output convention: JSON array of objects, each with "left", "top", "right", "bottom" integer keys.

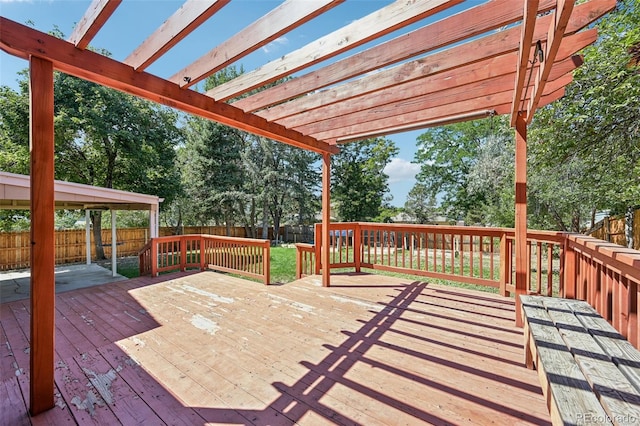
[
  {"left": 510, "top": 0, "right": 540, "bottom": 126},
  {"left": 233, "top": 0, "right": 558, "bottom": 113},
  {"left": 299, "top": 29, "right": 592, "bottom": 141},
  {"left": 257, "top": 0, "right": 607, "bottom": 126},
  {"left": 527, "top": 0, "right": 575, "bottom": 122},
  {"left": 171, "top": 0, "right": 343, "bottom": 89},
  {"left": 205, "top": 0, "right": 462, "bottom": 102},
  {"left": 312, "top": 80, "right": 568, "bottom": 142},
  {"left": 68, "top": 0, "right": 121, "bottom": 50},
  {"left": 125, "top": 0, "right": 230, "bottom": 72},
  {"left": 0, "top": 18, "right": 338, "bottom": 155}
]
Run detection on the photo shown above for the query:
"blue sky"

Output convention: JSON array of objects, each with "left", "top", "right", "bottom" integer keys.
[{"left": 0, "top": 0, "right": 431, "bottom": 207}]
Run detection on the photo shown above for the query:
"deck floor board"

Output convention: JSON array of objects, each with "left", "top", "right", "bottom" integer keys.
[{"left": 1, "top": 271, "right": 551, "bottom": 425}]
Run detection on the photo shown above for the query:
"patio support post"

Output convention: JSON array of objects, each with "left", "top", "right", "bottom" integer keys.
[
  {"left": 85, "top": 209, "right": 91, "bottom": 265},
  {"left": 150, "top": 204, "right": 159, "bottom": 238},
  {"left": 322, "top": 152, "right": 331, "bottom": 287},
  {"left": 29, "top": 56, "right": 55, "bottom": 415},
  {"left": 514, "top": 112, "right": 528, "bottom": 327},
  {"left": 111, "top": 209, "right": 117, "bottom": 277}
]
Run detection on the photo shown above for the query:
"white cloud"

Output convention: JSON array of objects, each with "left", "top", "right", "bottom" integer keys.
[
  {"left": 261, "top": 37, "right": 289, "bottom": 54},
  {"left": 384, "top": 158, "right": 420, "bottom": 184}
]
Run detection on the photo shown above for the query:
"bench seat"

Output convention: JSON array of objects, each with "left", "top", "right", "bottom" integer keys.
[{"left": 521, "top": 295, "right": 640, "bottom": 426}]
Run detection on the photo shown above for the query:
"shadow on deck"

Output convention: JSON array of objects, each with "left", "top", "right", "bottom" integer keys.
[{"left": 1, "top": 271, "right": 550, "bottom": 425}]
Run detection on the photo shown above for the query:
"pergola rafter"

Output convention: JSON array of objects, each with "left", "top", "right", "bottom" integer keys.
[
  {"left": 0, "top": 0, "right": 617, "bottom": 415},
  {"left": 288, "top": 30, "right": 596, "bottom": 140},
  {"left": 124, "top": 0, "right": 231, "bottom": 72},
  {"left": 170, "top": 0, "right": 343, "bottom": 88},
  {"left": 232, "top": 0, "right": 559, "bottom": 113},
  {"left": 67, "top": 0, "right": 121, "bottom": 49},
  {"left": 205, "top": 0, "right": 461, "bottom": 102}
]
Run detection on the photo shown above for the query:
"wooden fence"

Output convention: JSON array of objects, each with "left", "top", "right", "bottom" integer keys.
[
  {"left": 0, "top": 225, "right": 313, "bottom": 271},
  {"left": 589, "top": 208, "right": 640, "bottom": 250}
]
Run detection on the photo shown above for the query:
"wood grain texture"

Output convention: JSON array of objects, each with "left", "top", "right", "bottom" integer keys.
[
  {"left": 28, "top": 56, "right": 55, "bottom": 416},
  {"left": 2, "top": 271, "right": 550, "bottom": 424}
]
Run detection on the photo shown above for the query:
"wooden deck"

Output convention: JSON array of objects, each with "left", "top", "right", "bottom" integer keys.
[{"left": 1, "top": 271, "right": 551, "bottom": 425}]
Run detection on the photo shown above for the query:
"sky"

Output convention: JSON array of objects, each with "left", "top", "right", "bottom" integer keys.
[{"left": 0, "top": 0, "right": 437, "bottom": 207}]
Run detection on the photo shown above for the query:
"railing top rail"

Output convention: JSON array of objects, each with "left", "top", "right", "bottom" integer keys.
[
  {"left": 295, "top": 243, "right": 314, "bottom": 249},
  {"left": 137, "top": 239, "right": 153, "bottom": 256},
  {"left": 144, "top": 234, "right": 270, "bottom": 247},
  {"left": 201, "top": 234, "right": 270, "bottom": 246},
  {"left": 567, "top": 233, "right": 640, "bottom": 279}
]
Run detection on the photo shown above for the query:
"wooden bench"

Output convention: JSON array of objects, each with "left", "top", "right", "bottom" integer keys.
[{"left": 521, "top": 295, "right": 640, "bottom": 426}]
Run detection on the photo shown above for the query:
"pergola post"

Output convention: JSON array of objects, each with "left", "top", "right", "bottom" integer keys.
[
  {"left": 29, "top": 56, "right": 55, "bottom": 415},
  {"left": 514, "top": 112, "right": 528, "bottom": 327},
  {"left": 150, "top": 204, "right": 159, "bottom": 238},
  {"left": 321, "top": 152, "right": 331, "bottom": 287},
  {"left": 85, "top": 209, "right": 91, "bottom": 265},
  {"left": 111, "top": 209, "right": 117, "bottom": 277}
]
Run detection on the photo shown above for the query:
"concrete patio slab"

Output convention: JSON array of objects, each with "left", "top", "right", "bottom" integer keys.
[{"left": 0, "top": 263, "right": 127, "bottom": 304}]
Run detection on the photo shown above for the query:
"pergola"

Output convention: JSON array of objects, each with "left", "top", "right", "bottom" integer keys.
[
  {"left": 0, "top": 171, "right": 161, "bottom": 276},
  {"left": 0, "top": 0, "right": 615, "bottom": 415}
]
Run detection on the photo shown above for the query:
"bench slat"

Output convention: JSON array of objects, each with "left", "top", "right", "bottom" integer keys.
[
  {"left": 568, "top": 299, "right": 640, "bottom": 393},
  {"left": 521, "top": 296, "right": 612, "bottom": 425},
  {"left": 542, "top": 297, "right": 640, "bottom": 426}
]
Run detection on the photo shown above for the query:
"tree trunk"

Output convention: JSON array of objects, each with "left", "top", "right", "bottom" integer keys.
[
  {"left": 261, "top": 200, "right": 269, "bottom": 240},
  {"left": 626, "top": 206, "right": 635, "bottom": 249},
  {"left": 571, "top": 211, "right": 581, "bottom": 233},
  {"left": 91, "top": 211, "right": 105, "bottom": 260}
]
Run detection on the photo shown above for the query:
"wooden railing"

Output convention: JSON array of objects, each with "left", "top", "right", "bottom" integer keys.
[
  {"left": 139, "top": 234, "right": 270, "bottom": 285},
  {"left": 564, "top": 234, "right": 640, "bottom": 347},
  {"left": 296, "top": 222, "right": 640, "bottom": 348}
]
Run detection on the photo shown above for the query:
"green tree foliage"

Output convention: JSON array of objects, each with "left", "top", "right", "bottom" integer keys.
[
  {"left": 331, "top": 138, "right": 398, "bottom": 221},
  {"left": 0, "top": 72, "right": 183, "bottom": 254},
  {"left": 404, "top": 184, "right": 439, "bottom": 224},
  {"left": 529, "top": 0, "right": 640, "bottom": 230},
  {"left": 177, "top": 66, "right": 321, "bottom": 235},
  {"left": 413, "top": 117, "right": 513, "bottom": 224},
  {"left": 181, "top": 116, "right": 246, "bottom": 232}
]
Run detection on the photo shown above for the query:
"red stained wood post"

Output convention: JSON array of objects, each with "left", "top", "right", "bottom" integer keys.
[
  {"left": 263, "top": 241, "right": 271, "bottom": 285},
  {"left": 321, "top": 152, "right": 331, "bottom": 287},
  {"left": 499, "top": 233, "right": 510, "bottom": 297},
  {"left": 354, "top": 223, "right": 361, "bottom": 273},
  {"left": 314, "top": 223, "right": 321, "bottom": 275},
  {"left": 29, "top": 56, "right": 56, "bottom": 415},
  {"left": 563, "top": 238, "right": 576, "bottom": 299},
  {"left": 514, "top": 112, "right": 528, "bottom": 327}
]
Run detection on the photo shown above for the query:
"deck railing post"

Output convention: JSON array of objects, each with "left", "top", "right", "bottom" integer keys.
[
  {"left": 200, "top": 235, "right": 206, "bottom": 271},
  {"left": 563, "top": 237, "right": 576, "bottom": 299},
  {"left": 314, "top": 223, "right": 321, "bottom": 275},
  {"left": 263, "top": 242, "right": 271, "bottom": 285},
  {"left": 296, "top": 246, "right": 303, "bottom": 279},
  {"left": 354, "top": 222, "right": 362, "bottom": 273},
  {"left": 151, "top": 239, "right": 158, "bottom": 277},
  {"left": 499, "top": 233, "right": 510, "bottom": 296},
  {"left": 180, "top": 236, "right": 187, "bottom": 272}
]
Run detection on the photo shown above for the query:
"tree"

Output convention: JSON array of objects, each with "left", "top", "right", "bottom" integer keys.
[
  {"left": 331, "top": 138, "right": 398, "bottom": 222},
  {"left": 181, "top": 116, "right": 246, "bottom": 233},
  {"left": 0, "top": 72, "right": 183, "bottom": 254},
  {"left": 412, "top": 117, "right": 513, "bottom": 224},
  {"left": 404, "top": 184, "right": 439, "bottom": 224},
  {"left": 529, "top": 0, "right": 640, "bottom": 230}
]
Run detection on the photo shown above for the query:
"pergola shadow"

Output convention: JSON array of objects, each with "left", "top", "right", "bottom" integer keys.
[{"left": 2, "top": 271, "right": 552, "bottom": 424}]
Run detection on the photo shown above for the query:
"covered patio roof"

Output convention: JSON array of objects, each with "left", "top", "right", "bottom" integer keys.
[
  {"left": 0, "top": 0, "right": 614, "bottom": 153},
  {"left": 0, "top": 171, "right": 162, "bottom": 211}
]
